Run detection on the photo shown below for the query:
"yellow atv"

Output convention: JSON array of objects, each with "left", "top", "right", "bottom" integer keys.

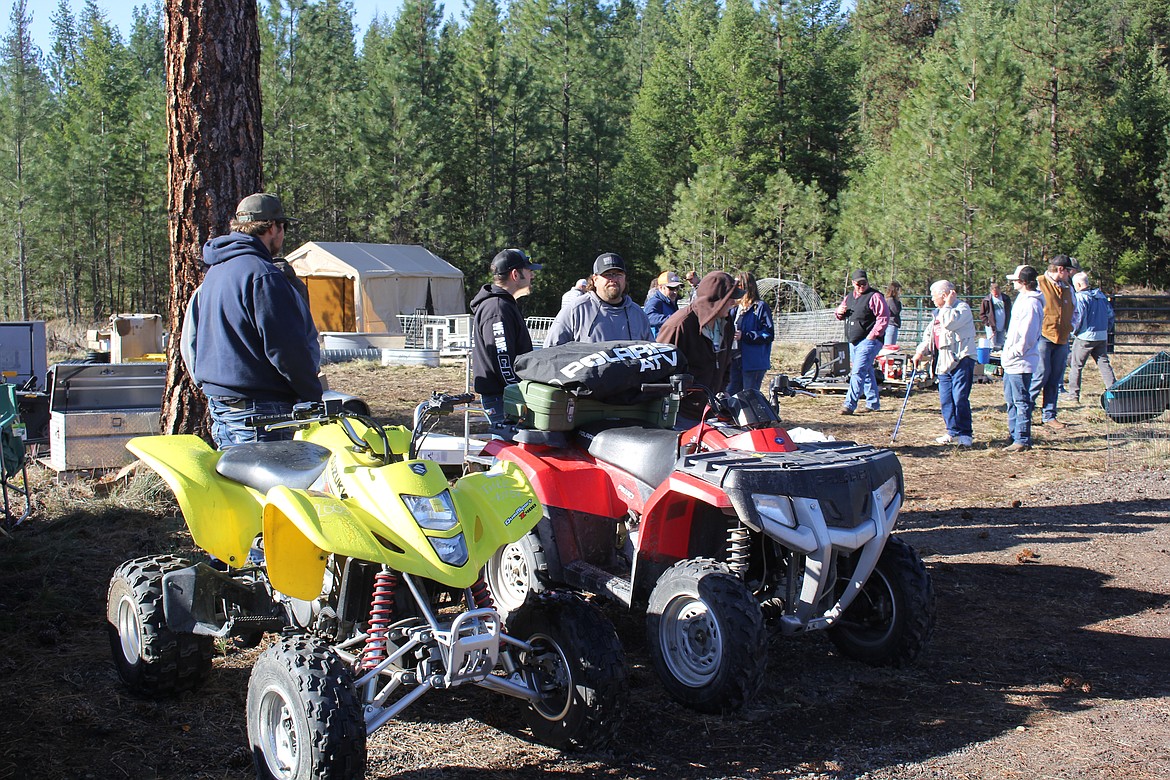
[{"left": 107, "top": 394, "right": 626, "bottom": 779}]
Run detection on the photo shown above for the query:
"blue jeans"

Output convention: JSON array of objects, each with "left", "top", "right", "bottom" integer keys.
[
  {"left": 1003, "top": 372, "right": 1033, "bottom": 445},
  {"left": 884, "top": 325, "right": 899, "bottom": 347},
  {"left": 726, "top": 355, "right": 767, "bottom": 396},
  {"left": 1030, "top": 338, "right": 1070, "bottom": 421},
  {"left": 208, "top": 397, "right": 295, "bottom": 449},
  {"left": 937, "top": 356, "right": 974, "bottom": 437},
  {"left": 845, "top": 338, "right": 883, "bottom": 411}
]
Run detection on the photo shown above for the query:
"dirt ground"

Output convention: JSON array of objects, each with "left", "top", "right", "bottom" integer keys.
[{"left": 1, "top": 352, "right": 1168, "bottom": 780}]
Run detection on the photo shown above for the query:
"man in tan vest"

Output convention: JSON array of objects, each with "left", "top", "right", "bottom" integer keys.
[{"left": 1029, "top": 255, "right": 1077, "bottom": 429}]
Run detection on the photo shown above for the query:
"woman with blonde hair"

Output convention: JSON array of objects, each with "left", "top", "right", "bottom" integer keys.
[{"left": 726, "top": 271, "right": 774, "bottom": 395}]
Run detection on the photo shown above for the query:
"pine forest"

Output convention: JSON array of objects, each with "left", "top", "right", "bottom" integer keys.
[{"left": 1, "top": 0, "right": 1169, "bottom": 321}]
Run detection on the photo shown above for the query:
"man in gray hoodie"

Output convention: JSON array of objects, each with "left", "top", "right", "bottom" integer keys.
[{"left": 544, "top": 253, "right": 652, "bottom": 346}]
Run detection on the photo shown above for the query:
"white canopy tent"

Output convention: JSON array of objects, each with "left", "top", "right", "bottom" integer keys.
[{"left": 285, "top": 242, "right": 466, "bottom": 336}]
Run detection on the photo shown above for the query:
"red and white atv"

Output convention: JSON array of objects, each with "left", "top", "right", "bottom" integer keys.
[{"left": 480, "top": 363, "right": 935, "bottom": 714}]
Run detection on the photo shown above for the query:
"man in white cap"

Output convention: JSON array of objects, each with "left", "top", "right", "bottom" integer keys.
[
  {"left": 184, "top": 192, "right": 322, "bottom": 447},
  {"left": 1000, "top": 265, "right": 1045, "bottom": 451},
  {"left": 643, "top": 270, "right": 685, "bottom": 335},
  {"left": 544, "top": 252, "right": 652, "bottom": 346}
]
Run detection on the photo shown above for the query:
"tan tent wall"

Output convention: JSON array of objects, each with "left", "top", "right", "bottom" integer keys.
[{"left": 285, "top": 242, "right": 466, "bottom": 335}]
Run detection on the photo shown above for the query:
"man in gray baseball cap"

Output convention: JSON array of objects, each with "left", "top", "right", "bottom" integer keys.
[
  {"left": 234, "top": 192, "right": 301, "bottom": 226},
  {"left": 183, "top": 191, "right": 321, "bottom": 447}
]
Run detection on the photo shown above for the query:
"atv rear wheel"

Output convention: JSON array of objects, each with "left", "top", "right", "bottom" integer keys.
[
  {"left": 484, "top": 531, "right": 547, "bottom": 619},
  {"left": 828, "top": 537, "right": 936, "bottom": 666},
  {"left": 247, "top": 636, "right": 365, "bottom": 780},
  {"left": 508, "top": 591, "right": 627, "bottom": 751},
  {"left": 106, "top": 555, "right": 213, "bottom": 698},
  {"left": 646, "top": 558, "right": 766, "bottom": 714}
]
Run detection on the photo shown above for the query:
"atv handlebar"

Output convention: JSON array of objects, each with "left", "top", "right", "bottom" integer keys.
[{"left": 245, "top": 398, "right": 394, "bottom": 463}]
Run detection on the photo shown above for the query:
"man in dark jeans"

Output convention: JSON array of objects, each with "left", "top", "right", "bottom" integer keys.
[
  {"left": 470, "top": 248, "right": 541, "bottom": 430},
  {"left": 184, "top": 193, "right": 322, "bottom": 448}
]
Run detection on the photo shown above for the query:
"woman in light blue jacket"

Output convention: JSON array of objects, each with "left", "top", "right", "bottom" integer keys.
[{"left": 726, "top": 272, "right": 775, "bottom": 395}]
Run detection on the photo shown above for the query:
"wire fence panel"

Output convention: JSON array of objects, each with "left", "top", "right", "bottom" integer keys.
[
  {"left": 1109, "top": 294, "right": 1170, "bottom": 356},
  {"left": 1103, "top": 351, "right": 1170, "bottom": 468}
]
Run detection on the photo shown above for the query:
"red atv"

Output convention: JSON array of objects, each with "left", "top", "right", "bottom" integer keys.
[{"left": 481, "top": 367, "right": 935, "bottom": 714}]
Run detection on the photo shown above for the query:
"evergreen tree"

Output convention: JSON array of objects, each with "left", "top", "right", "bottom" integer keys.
[
  {"left": 1083, "top": 32, "right": 1170, "bottom": 284},
  {"left": 1009, "top": 0, "right": 1111, "bottom": 255},
  {"left": 850, "top": 0, "right": 955, "bottom": 151},
  {"left": 0, "top": 0, "right": 50, "bottom": 319}
]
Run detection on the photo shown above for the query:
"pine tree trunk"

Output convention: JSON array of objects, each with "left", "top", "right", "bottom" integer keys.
[{"left": 161, "top": 0, "right": 264, "bottom": 437}]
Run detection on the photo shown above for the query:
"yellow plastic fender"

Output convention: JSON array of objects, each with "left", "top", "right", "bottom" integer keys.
[
  {"left": 128, "top": 435, "right": 263, "bottom": 567},
  {"left": 260, "top": 459, "right": 544, "bottom": 596}
]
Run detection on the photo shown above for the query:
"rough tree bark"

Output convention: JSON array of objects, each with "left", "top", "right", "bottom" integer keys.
[{"left": 161, "top": 0, "right": 263, "bottom": 436}]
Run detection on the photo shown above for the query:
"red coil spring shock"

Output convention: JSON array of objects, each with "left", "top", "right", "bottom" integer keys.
[
  {"left": 469, "top": 577, "right": 495, "bottom": 610},
  {"left": 362, "top": 570, "right": 398, "bottom": 670}
]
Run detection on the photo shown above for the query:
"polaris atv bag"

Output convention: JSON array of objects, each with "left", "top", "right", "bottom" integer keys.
[{"left": 513, "top": 341, "right": 687, "bottom": 404}]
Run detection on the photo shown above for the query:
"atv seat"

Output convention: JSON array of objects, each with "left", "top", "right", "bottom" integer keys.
[
  {"left": 215, "top": 441, "right": 331, "bottom": 494},
  {"left": 578, "top": 423, "right": 681, "bottom": 488}
]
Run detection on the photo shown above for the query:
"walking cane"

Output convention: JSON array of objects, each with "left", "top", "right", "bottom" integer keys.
[{"left": 890, "top": 366, "right": 918, "bottom": 444}]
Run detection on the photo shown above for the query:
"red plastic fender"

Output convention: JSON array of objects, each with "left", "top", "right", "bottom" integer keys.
[
  {"left": 637, "top": 471, "right": 734, "bottom": 561},
  {"left": 483, "top": 439, "right": 628, "bottom": 519},
  {"left": 715, "top": 426, "right": 799, "bottom": 453}
]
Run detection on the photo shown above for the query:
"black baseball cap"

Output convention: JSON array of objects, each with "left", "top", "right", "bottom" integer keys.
[
  {"left": 490, "top": 248, "right": 542, "bottom": 275},
  {"left": 1050, "top": 255, "right": 1073, "bottom": 269},
  {"left": 851, "top": 269, "right": 868, "bottom": 281},
  {"left": 593, "top": 252, "right": 626, "bottom": 275}
]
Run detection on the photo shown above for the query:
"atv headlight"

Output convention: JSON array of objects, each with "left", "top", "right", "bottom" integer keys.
[
  {"left": 429, "top": 533, "right": 469, "bottom": 566},
  {"left": 752, "top": 494, "right": 797, "bottom": 529},
  {"left": 875, "top": 476, "right": 899, "bottom": 511},
  {"left": 403, "top": 490, "right": 458, "bottom": 531}
]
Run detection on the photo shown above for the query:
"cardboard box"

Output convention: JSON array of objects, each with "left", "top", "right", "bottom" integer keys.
[{"left": 49, "top": 409, "right": 160, "bottom": 471}]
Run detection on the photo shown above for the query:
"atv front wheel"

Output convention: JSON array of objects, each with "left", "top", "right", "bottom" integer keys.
[
  {"left": 646, "top": 558, "right": 767, "bottom": 714},
  {"left": 828, "top": 536, "right": 936, "bottom": 666},
  {"left": 106, "top": 555, "right": 213, "bottom": 697},
  {"left": 508, "top": 591, "right": 627, "bottom": 751},
  {"left": 247, "top": 636, "right": 365, "bottom": 780},
  {"left": 484, "top": 531, "right": 548, "bottom": 618}
]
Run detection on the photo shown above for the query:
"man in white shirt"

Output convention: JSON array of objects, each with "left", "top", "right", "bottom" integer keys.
[{"left": 1000, "top": 265, "right": 1046, "bottom": 452}]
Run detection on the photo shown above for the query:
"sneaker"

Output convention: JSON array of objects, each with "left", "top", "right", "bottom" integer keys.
[
  {"left": 1003, "top": 442, "right": 1031, "bottom": 452},
  {"left": 839, "top": 407, "right": 854, "bottom": 415},
  {"left": 957, "top": 435, "right": 973, "bottom": 447},
  {"left": 935, "top": 434, "right": 955, "bottom": 444},
  {"left": 1044, "top": 419, "right": 1067, "bottom": 430}
]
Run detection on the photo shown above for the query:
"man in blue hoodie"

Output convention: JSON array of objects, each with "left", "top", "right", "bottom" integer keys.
[
  {"left": 185, "top": 192, "right": 322, "bottom": 447},
  {"left": 1067, "top": 271, "right": 1115, "bottom": 402}
]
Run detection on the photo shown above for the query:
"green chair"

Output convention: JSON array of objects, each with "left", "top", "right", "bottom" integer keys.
[{"left": 1, "top": 381, "right": 31, "bottom": 530}]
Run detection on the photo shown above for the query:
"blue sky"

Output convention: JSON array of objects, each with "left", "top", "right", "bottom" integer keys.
[{"left": 19, "top": 1, "right": 432, "bottom": 55}]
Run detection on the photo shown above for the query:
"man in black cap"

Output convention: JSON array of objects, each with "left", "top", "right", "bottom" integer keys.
[
  {"left": 184, "top": 192, "right": 322, "bottom": 447},
  {"left": 544, "top": 252, "right": 653, "bottom": 346},
  {"left": 470, "top": 248, "right": 541, "bottom": 429},
  {"left": 834, "top": 269, "right": 890, "bottom": 414}
]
